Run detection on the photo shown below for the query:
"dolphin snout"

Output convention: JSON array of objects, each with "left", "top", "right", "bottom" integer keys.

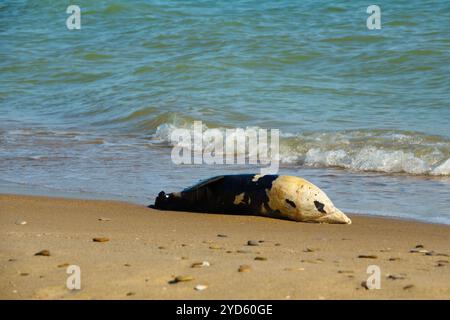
[{"left": 318, "top": 208, "right": 352, "bottom": 224}]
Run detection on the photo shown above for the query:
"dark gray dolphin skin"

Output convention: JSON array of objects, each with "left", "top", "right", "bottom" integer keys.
[
  {"left": 149, "top": 174, "right": 351, "bottom": 224},
  {"left": 151, "top": 174, "right": 276, "bottom": 215}
]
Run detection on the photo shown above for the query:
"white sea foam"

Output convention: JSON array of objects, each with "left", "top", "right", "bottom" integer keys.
[{"left": 154, "top": 123, "right": 450, "bottom": 176}]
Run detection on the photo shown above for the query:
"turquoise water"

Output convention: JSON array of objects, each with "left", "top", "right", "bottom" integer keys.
[{"left": 1, "top": 1, "right": 449, "bottom": 223}]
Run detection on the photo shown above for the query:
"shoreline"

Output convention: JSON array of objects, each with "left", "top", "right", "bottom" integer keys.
[
  {"left": 1, "top": 193, "right": 449, "bottom": 299},
  {"left": 1, "top": 184, "right": 448, "bottom": 227}
]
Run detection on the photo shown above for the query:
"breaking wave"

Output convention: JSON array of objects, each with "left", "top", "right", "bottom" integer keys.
[{"left": 153, "top": 122, "right": 450, "bottom": 176}]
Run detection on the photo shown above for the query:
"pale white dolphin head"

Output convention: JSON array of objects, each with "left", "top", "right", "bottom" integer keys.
[{"left": 266, "top": 176, "right": 351, "bottom": 224}]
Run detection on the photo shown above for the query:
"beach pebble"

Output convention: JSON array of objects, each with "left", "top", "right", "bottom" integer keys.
[
  {"left": 124, "top": 263, "right": 131, "bottom": 267},
  {"left": 217, "top": 234, "right": 228, "bottom": 238},
  {"left": 158, "top": 246, "right": 166, "bottom": 250},
  {"left": 361, "top": 281, "right": 369, "bottom": 290},
  {"left": 254, "top": 256, "right": 267, "bottom": 261},
  {"left": 57, "top": 263, "right": 70, "bottom": 268},
  {"left": 304, "top": 247, "right": 317, "bottom": 253},
  {"left": 20, "top": 272, "right": 29, "bottom": 276},
  {"left": 237, "top": 250, "right": 252, "bottom": 254},
  {"left": 191, "top": 261, "right": 210, "bottom": 268},
  {"left": 389, "top": 257, "right": 401, "bottom": 261},
  {"left": 34, "top": 250, "right": 50, "bottom": 256},
  {"left": 238, "top": 265, "right": 252, "bottom": 272},
  {"left": 387, "top": 274, "right": 406, "bottom": 280},
  {"left": 358, "top": 254, "right": 378, "bottom": 259},
  {"left": 247, "top": 240, "right": 259, "bottom": 246},
  {"left": 194, "top": 284, "right": 208, "bottom": 291},
  {"left": 274, "top": 243, "right": 281, "bottom": 246},
  {"left": 338, "top": 270, "right": 354, "bottom": 274},
  {"left": 301, "top": 259, "right": 321, "bottom": 264},
  {"left": 126, "top": 292, "right": 135, "bottom": 296},
  {"left": 174, "top": 275, "right": 195, "bottom": 283},
  {"left": 15, "top": 220, "right": 27, "bottom": 225},
  {"left": 415, "top": 244, "right": 424, "bottom": 248},
  {"left": 410, "top": 248, "right": 430, "bottom": 254},
  {"left": 98, "top": 217, "right": 111, "bottom": 221},
  {"left": 403, "top": 284, "right": 414, "bottom": 290},
  {"left": 181, "top": 256, "right": 189, "bottom": 260},
  {"left": 209, "top": 244, "right": 222, "bottom": 250},
  {"left": 93, "top": 237, "right": 109, "bottom": 243}
]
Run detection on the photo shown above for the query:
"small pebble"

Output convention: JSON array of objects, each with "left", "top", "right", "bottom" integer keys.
[
  {"left": 126, "top": 292, "right": 135, "bottom": 296},
  {"left": 254, "top": 256, "right": 267, "bottom": 261},
  {"left": 217, "top": 234, "right": 228, "bottom": 238},
  {"left": 174, "top": 275, "right": 195, "bottom": 282},
  {"left": 301, "top": 259, "right": 321, "bottom": 264},
  {"left": 15, "top": 220, "right": 27, "bottom": 225},
  {"left": 181, "top": 256, "right": 189, "bottom": 260},
  {"left": 361, "top": 281, "right": 369, "bottom": 290},
  {"left": 34, "top": 250, "right": 50, "bottom": 256},
  {"left": 387, "top": 274, "right": 406, "bottom": 280},
  {"left": 20, "top": 272, "right": 29, "bottom": 276},
  {"left": 247, "top": 240, "right": 259, "bottom": 246},
  {"left": 274, "top": 243, "right": 281, "bottom": 246},
  {"left": 124, "top": 264, "right": 131, "bottom": 267},
  {"left": 358, "top": 255, "right": 378, "bottom": 259},
  {"left": 409, "top": 248, "right": 429, "bottom": 254},
  {"left": 191, "top": 261, "right": 210, "bottom": 268},
  {"left": 403, "top": 284, "right": 414, "bottom": 290},
  {"left": 209, "top": 244, "right": 222, "bottom": 250},
  {"left": 415, "top": 244, "right": 424, "bottom": 248},
  {"left": 237, "top": 250, "right": 252, "bottom": 254},
  {"left": 238, "top": 265, "right": 251, "bottom": 272},
  {"left": 158, "top": 246, "right": 166, "bottom": 250},
  {"left": 304, "top": 247, "right": 316, "bottom": 253},
  {"left": 57, "top": 263, "right": 70, "bottom": 268},
  {"left": 98, "top": 217, "right": 111, "bottom": 221},
  {"left": 93, "top": 237, "right": 109, "bottom": 243},
  {"left": 194, "top": 284, "right": 208, "bottom": 291},
  {"left": 389, "top": 257, "right": 401, "bottom": 261},
  {"left": 338, "top": 270, "right": 354, "bottom": 274}
]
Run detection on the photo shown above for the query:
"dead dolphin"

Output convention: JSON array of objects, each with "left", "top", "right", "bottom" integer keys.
[{"left": 150, "top": 174, "right": 351, "bottom": 224}]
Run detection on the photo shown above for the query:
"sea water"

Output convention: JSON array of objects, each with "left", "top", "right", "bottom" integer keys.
[{"left": 1, "top": 1, "right": 449, "bottom": 224}]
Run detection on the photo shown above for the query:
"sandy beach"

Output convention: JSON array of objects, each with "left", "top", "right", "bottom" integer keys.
[{"left": 0, "top": 193, "right": 449, "bottom": 300}]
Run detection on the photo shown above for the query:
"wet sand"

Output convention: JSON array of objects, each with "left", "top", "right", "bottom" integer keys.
[{"left": 0, "top": 194, "right": 449, "bottom": 299}]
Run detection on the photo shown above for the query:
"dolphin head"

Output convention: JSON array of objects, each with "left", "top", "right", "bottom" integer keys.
[
  {"left": 296, "top": 181, "right": 352, "bottom": 224},
  {"left": 267, "top": 176, "right": 352, "bottom": 224}
]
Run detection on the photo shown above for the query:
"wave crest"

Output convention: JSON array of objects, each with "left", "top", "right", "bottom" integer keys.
[{"left": 153, "top": 122, "right": 450, "bottom": 176}]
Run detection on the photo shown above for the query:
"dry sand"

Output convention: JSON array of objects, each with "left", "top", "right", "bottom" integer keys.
[{"left": 1, "top": 194, "right": 449, "bottom": 300}]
